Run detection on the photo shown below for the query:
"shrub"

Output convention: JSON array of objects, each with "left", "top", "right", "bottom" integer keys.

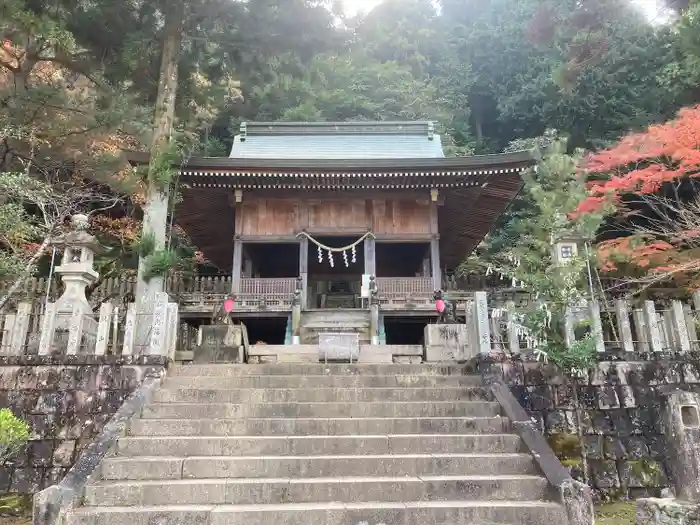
[{"left": 0, "top": 409, "right": 30, "bottom": 464}]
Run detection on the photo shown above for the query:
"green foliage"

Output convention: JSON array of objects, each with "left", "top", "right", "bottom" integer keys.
[
  {"left": 0, "top": 408, "right": 30, "bottom": 464},
  {"left": 464, "top": 140, "right": 604, "bottom": 374},
  {"left": 143, "top": 249, "right": 181, "bottom": 281},
  {"left": 131, "top": 232, "right": 156, "bottom": 258},
  {"left": 148, "top": 142, "right": 181, "bottom": 192}
]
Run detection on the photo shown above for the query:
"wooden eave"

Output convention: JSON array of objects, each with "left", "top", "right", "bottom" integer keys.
[{"left": 126, "top": 150, "right": 535, "bottom": 271}]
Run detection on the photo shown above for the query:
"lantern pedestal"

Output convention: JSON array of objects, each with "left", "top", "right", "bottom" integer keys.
[{"left": 424, "top": 324, "right": 473, "bottom": 362}]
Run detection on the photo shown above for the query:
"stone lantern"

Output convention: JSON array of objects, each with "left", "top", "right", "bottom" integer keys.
[
  {"left": 52, "top": 214, "right": 101, "bottom": 318},
  {"left": 552, "top": 233, "right": 583, "bottom": 265}
]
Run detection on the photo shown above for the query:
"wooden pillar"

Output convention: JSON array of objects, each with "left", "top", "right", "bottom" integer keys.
[
  {"left": 430, "top": 236, "right": 441, "bottom": 291},
  {"left": 299, "top": 236, "right": 308, "bottom": 309},
  {"left": 429, "top": 199, "right": 441, "bottom": 291},
  {"left": 231, "top": 236, "right": 243, "bottom": 295},
  {"left": 364, "top": 236, "right": 376, "bottom": 276}
]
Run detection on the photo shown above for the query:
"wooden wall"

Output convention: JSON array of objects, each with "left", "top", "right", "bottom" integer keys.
[{"left": 238, "top": 197, "right": 431, "bottom": 237}]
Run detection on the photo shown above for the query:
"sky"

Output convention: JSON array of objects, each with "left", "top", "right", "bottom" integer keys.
[{"left": 339, "top": 0, "right": 667, "bottom": 21}]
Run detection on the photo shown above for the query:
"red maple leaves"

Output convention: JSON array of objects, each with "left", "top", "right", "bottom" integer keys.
[
  {"left": 575, "top": 105, "right": 700, "bottom": 286},
  {"left": 576, "top": 104, "right": 700, "bottom": 215}
]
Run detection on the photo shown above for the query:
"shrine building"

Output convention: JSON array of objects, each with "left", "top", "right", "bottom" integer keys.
[{"left": 132, "top": 121, "right": 533, "bottom": 346}]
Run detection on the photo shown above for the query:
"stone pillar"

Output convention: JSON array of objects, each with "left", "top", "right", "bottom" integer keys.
[
  {"left": 94, "top": 302, "right": 114, "bottom": 355},
  {"left": 9, "top": 303, "right": 31, "bottom": 354},
  {"left": 292, "top": 283, "right": 302, "bottom": 345},
  {"left": 661, "top": 390, "right": 700, "bottom": 502},
  {"left": 614, "top": 299, "right": 635, "bottom": 353},
  {"left": 369, "top": 276, "right": 379, "bottom": 345},
  {"left": 643, "top": 300, "right": 663, "bottom": 352},
  {"left": 671, "top": 300, "right": 691, "bottom": 353},
  {"left": 473, "top": 291, "right": 491, "bottom": 354},
  {"left": 589, "top": 300, "right": 606, "bottom": 353}
]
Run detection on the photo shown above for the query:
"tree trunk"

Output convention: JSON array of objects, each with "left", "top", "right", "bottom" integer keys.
[
  {"left": 0, "top": 235, "right": 52, "bottom": 313},
  {"left": 135, "top": 0, "right": 186, "bottom": 302}
]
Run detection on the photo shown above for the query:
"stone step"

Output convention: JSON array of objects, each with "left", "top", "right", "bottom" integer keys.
[
  {"left": 84, "top": 475, "right": 550, "bottom": 506},
  {"left": 153, "top": 386, "right": 491, "bottom": 404},
  {"left": 164, "top": 374, "right": 482, "bottom": 389},
  {"left": 129, "top": 417, "right": 508, "bottom": 437},
  {"left": 101, "top": 453, "right": 538, "bottom": 481},
  {"left": 116, "top": 434, "right": 523, "bottom": 457},
  {"left": 167, "top": 364, "right": 473, "bottom": 377},
  {"left": 301, "top": 319, "right": 369, "bottom": 327},
  {"left": 68, "top": 501, "right": 566, "bottom": 525},
  {"left": 302, "top": 310, "right": 371, "bottom": 322},
  {"left": 141, "top": 401, "right": 502, "bottom": 419}
]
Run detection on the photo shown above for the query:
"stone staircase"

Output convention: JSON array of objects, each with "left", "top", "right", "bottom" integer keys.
[
  {"left": 66, "top": 364, "right": 567, "bottom": 525},
  {"left": 300, "top": 309, "right": 372, "bottom": 345}
]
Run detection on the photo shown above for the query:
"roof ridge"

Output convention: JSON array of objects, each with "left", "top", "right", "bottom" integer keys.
[{"left": 240, "top": 121, "right": 435, "bottom": 137}]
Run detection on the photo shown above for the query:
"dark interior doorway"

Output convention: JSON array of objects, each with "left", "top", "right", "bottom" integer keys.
[
  {"left": 384, "top": 317, "right": 432, "bottom": 345},
  {"left": 235, "top": 317, "right": 288, "bottom": 345},
  {"left": 245, "top": 243, "right": 299, "bottom": 277},
  {"left": 307, "top": 236, "right": 365, "bottom": 308},
  {"left": 376, "top": 242, "right": 429, "bottom": 277}
]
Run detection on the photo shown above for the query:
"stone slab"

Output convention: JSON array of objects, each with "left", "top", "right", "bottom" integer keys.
[
  {"left": 84, "top": 475, "right": 549, "bottom": 506},
  {"left": 128, "top": 416, "right": 508, "bottom": 437},
  {"left": 67, "top": 501, "right": 567, "bottom": 525},
  {"left": 424, "top": 324, "right": 474, "bottom": 362},
  {"left": 101, "top": 453, "right": 537, "bottom": 480},
  {"left": 115, "top": 434, "right": 522, "bottom": 457}
]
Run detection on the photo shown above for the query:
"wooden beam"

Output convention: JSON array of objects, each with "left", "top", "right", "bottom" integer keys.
[
  {"left": 240, "top": 235, "right": 299, "bottom": 243},
  {"left": 241, "top": 189, "right": 430, "bottom": 201}
]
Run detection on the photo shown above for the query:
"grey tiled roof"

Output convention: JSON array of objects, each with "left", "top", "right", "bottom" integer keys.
[{"left": 229, "top": 121, "right": 445, "bottom": 159}]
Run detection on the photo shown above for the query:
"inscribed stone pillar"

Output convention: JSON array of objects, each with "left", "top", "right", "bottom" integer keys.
[{"left": 660, "top": 390, "right": 700, "bottom": 502}]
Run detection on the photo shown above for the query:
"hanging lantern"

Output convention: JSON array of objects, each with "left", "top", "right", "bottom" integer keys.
[{"left": 435, "top": 298, "right": 446, "bottom": 313}]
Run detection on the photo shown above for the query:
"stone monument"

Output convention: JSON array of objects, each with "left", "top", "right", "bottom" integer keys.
[{"left": 636, "top": 390, "right": 700, "bottom": 525}]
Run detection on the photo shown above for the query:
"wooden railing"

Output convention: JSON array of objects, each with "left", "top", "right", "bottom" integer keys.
[
  {"left": 376, "top": 277, "right": 433, "bottom": 295},
  {"left": 375, "top": 277, "right": 434, "bottom": 310},
  {"left": 240, "top": 278, "right": 297, "bottom": 295}
]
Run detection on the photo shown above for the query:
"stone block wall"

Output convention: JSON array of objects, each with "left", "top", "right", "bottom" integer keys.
[
  {"left": 0, "top": 355, "right": 167, "bottom": 494},
  {"left": 478, "top": 356, "right": 700, "bottom": 501}
]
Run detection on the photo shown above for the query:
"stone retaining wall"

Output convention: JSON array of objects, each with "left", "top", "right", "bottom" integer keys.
[
  {"left": 0, "top": 356, "right": 167, "bottom": 494},
  {"left": 477, "top": 356, "right": 700, "bottom": 501}
]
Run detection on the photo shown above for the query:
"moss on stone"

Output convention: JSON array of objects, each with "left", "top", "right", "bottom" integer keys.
[
  {"left": 547, "top": 432, "right": 583, "bottom": 459},
  {"left": 0, "top": 494, "right": 32, "bottom": 517},
  {"left": 629, "top": 459, "right": 663, "bottom": 487},
  {"left": 560, "top": 458, "right": 583, "bottom": 467}
]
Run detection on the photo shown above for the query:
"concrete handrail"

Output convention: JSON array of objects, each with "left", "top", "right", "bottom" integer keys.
[
  {"left": 32, "top": 371, "right": 165, "bottom": 525},
  {"left": 480, "top": 362, "right": 595, "bottom": 525}
]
